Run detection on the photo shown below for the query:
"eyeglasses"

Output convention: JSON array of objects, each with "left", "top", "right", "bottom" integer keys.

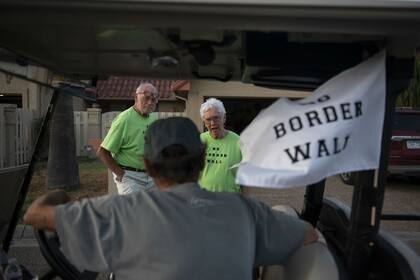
[
  {"left": 138, "top": 92, "right": 158, "bottom": 103},
  {"left": 203, "top": 116, "right": 221, "bottom": 124}
]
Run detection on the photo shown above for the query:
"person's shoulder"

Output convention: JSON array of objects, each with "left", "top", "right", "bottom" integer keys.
[
  {"left": 240, "top": 195, "right": 262, "bottom": 206},
  {"left": 94, "top": 192, "right": 156, "bottom": 220},
  {"left": 105, "top": 191, "right": 150, "bottom": 209},
  {"left": 226, "top": 130, "right": 240, "bottom": 142},
  {"left": 199, "top": 189, "right": 246, "bottom": 206},
  {"left": 149, "top": 112, "right": 158, "bottom": 120},
  {"left": 111, "top": 108, "right": 135, "bottom": 127},
  {"left": 205, "top": 190, "right": 246, "bottom": 203},
  {"left": 211, "top": 193, "right": 263, "bottom": 219},
  {"left": 200, "top": 131, "right": 210, "bottom": 141},
  {"left": 121, "top": 107, "right": 133, "bottom": 115},
  {"left": 238, "top": 196, "right": 271, "bottom": 216},
  {"left": 227, "top": 130, "right": 240, "bottom": 138},
  {"left": 115, "top": 107, "right": 133, "bottom": 120}
]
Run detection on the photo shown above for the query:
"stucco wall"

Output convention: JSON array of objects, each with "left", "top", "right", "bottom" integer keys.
[
  {"left": 0, "top": 63, "right": 53, "bottom": 115},
  {"left": 158, "top": 100, "right": 185, "bottom": 112},
  {"left": 186, "top": 80, "right": 311, "bottom": 131},
  {"left": 0, "top": 63, "right": 28, "bottom": 94}
]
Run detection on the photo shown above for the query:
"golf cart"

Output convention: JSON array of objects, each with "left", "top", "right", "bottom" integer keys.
[{"left": 1, "top": 0, "right": 420, "bottom": 279}]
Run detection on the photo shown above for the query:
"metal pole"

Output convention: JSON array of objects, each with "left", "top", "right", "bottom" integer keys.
[{"left": 301, "top": 179, "right": 326, "bottom": 226}]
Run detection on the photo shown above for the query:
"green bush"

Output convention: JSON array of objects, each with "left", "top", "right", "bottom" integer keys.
[{"left": 397, "top": 59, "right": 420, "bottom": 108}]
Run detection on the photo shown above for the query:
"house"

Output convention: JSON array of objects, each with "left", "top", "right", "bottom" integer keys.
[
  {"left": 1, "top": 65, "right": 311, "bottom": 157},
  {"left": 174, "top": 80, "right": 310, "bottom": 133},
  {"left": 94, "top": 77, "right": 186, "bottom": 113},
  {"left": 0, "top": 62, "right": 52, "bottom": 115},
  {"left": 92, "top": 77, "right": 311, "bottom": 134}
]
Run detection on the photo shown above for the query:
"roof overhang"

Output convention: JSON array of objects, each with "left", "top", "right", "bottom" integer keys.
[{"left": 0, "top": 0, "right": 419, "bottom": 90}]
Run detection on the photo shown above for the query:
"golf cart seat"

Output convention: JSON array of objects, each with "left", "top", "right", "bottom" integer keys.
[
  {"left": 372, "top": 231, "right": 420, "bottom": 280},
  {"left": 318, "top": 197, "right": 420, "bottom": 280},
  {"left": 271, "top": 205, "right": 300, "bottom": 217},
  {"left": 261, "top": 205, "right": 339, "bottom": 280}
]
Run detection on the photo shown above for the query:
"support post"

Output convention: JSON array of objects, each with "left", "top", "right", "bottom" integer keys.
[
  {"left": 345, "top": 56, "right": 414, "bottom": 279},
  {"left": 301, "top": 179, "right": 326, "bottom": 226}
]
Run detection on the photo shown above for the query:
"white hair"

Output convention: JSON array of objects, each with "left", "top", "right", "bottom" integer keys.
[
  {"left": 135, "top": 82, "right": 158, "bottom": 96},
  {"left": 200, "top": 98, "right": 226, "bottom": 119}
]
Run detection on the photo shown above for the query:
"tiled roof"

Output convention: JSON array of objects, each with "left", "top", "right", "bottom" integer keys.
[
  {"left": 171, "top": 80, "right": 190, "bottom": 92},
  {"left": 96, "top": 77, "right": 185, "bottom": 100}
]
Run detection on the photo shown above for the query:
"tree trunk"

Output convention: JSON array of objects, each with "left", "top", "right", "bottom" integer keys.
[{"left": 46, "top": 92, "right": 80, "bottom": 190}]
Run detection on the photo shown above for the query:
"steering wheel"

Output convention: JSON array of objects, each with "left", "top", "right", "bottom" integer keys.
[{"left": 35, "top": 229, "right": 98, "bottom": 280}]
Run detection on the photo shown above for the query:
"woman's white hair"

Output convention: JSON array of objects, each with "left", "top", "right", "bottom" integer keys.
[{"left": 200, "top": 98, "right": 226, "bottom": 119}]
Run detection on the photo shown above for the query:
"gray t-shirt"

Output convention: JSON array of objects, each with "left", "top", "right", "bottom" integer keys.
[{"left": 55, "top": 183, "right": 308, "bottom": 280}]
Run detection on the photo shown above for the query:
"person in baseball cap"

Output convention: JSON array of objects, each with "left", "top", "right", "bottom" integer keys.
[{"left": 143, "top": 117, "right": 206, "bottom": 186}]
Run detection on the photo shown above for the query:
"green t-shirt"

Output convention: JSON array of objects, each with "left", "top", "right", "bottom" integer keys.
[
  {"left": 101, "top": 107, "right": 157, "bottom": 169},
  {"left": 199, "top": 131, "right": 242, "bottom": 192}
]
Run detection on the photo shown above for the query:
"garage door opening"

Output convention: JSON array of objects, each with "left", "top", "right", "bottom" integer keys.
[
  {"left": 217, "top": 97, "right": 277, "bottom": 134},
  {"left": 0, "top": 93, "right": 22, "bottom": 107}
]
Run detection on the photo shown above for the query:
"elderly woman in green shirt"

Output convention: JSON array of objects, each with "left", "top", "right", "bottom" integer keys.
[{"left": 199, "top": 98, "right": 244, "bottom": 193}]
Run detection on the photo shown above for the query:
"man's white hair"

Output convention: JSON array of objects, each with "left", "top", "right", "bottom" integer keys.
[
  {"left": 200, "top": 98, "right": 226, "bottom": 119},
  {"left": 136, "top": 82, "right": 158, "bottom": 96}
]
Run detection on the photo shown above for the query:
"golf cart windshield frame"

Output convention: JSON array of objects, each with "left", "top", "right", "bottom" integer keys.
[
  {"left": 0, "top": 1, "right": 419, "bottom": 278},
  {"left": 0, "top": 80, "right": 94, "bottom": 250},
  {"left": 1, "top": 54, "right": 415, "bottom": 280}
]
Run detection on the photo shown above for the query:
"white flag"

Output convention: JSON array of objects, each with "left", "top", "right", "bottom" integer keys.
[{"left": 236, "top": 51, "right": 386, "bottom": 188}]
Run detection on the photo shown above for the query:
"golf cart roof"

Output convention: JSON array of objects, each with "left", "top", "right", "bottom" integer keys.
[{"left": 0, "top": 0, "right": 420, "bottom": 89}]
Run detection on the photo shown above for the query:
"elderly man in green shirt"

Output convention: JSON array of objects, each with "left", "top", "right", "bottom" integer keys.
[
  {"left": 97, "top": 83, "right": 158, "bottom": 194},
  {"left": 199, "top": 98, "right": 244, "bottom": 193}
]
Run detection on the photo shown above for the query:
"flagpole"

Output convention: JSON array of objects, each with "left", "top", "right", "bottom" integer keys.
[{"left": 301, "top": 179, "right": 326, "bottom": 227}]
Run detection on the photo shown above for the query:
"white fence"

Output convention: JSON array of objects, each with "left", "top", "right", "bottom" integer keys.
[
  {"left": 101, "top": 111, "right": 186, "bottom": 138},
  {"left": 74, "top": 111, "right": 89, "bottom": 157},
  {"left": 77, "top": 110, "right": 186, "bottom": 157},
  {"left": 101, "top": 111, "right": 120, "bottom": 140},
  {"left": 0, "top": 106, "right": 186, "bottom": 167},
  {"left": 0, "top": 104, "right": 41, "bottom": 168},
  {"left": 74, "top": 108, "right": 103, "bottom": 157}
]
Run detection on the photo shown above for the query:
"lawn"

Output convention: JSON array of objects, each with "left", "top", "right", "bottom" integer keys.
[{"left": 21, "top": 158, "right": 108, "bottom": 219}]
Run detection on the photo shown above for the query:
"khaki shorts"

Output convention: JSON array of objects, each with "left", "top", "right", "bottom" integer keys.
[{"left": 113, "top": 170, "right": 155, "bottom": 194}]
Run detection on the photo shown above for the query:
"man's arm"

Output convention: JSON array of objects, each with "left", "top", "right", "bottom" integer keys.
[
  {"left": 249, "top": 198, "right": 320, "bottom": 265},
  {"left": 23, "top": 190, "right": 70, "bottom": 231},
  {"left": 97, "top": 146, "right": 125, "bottom": 182}
]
